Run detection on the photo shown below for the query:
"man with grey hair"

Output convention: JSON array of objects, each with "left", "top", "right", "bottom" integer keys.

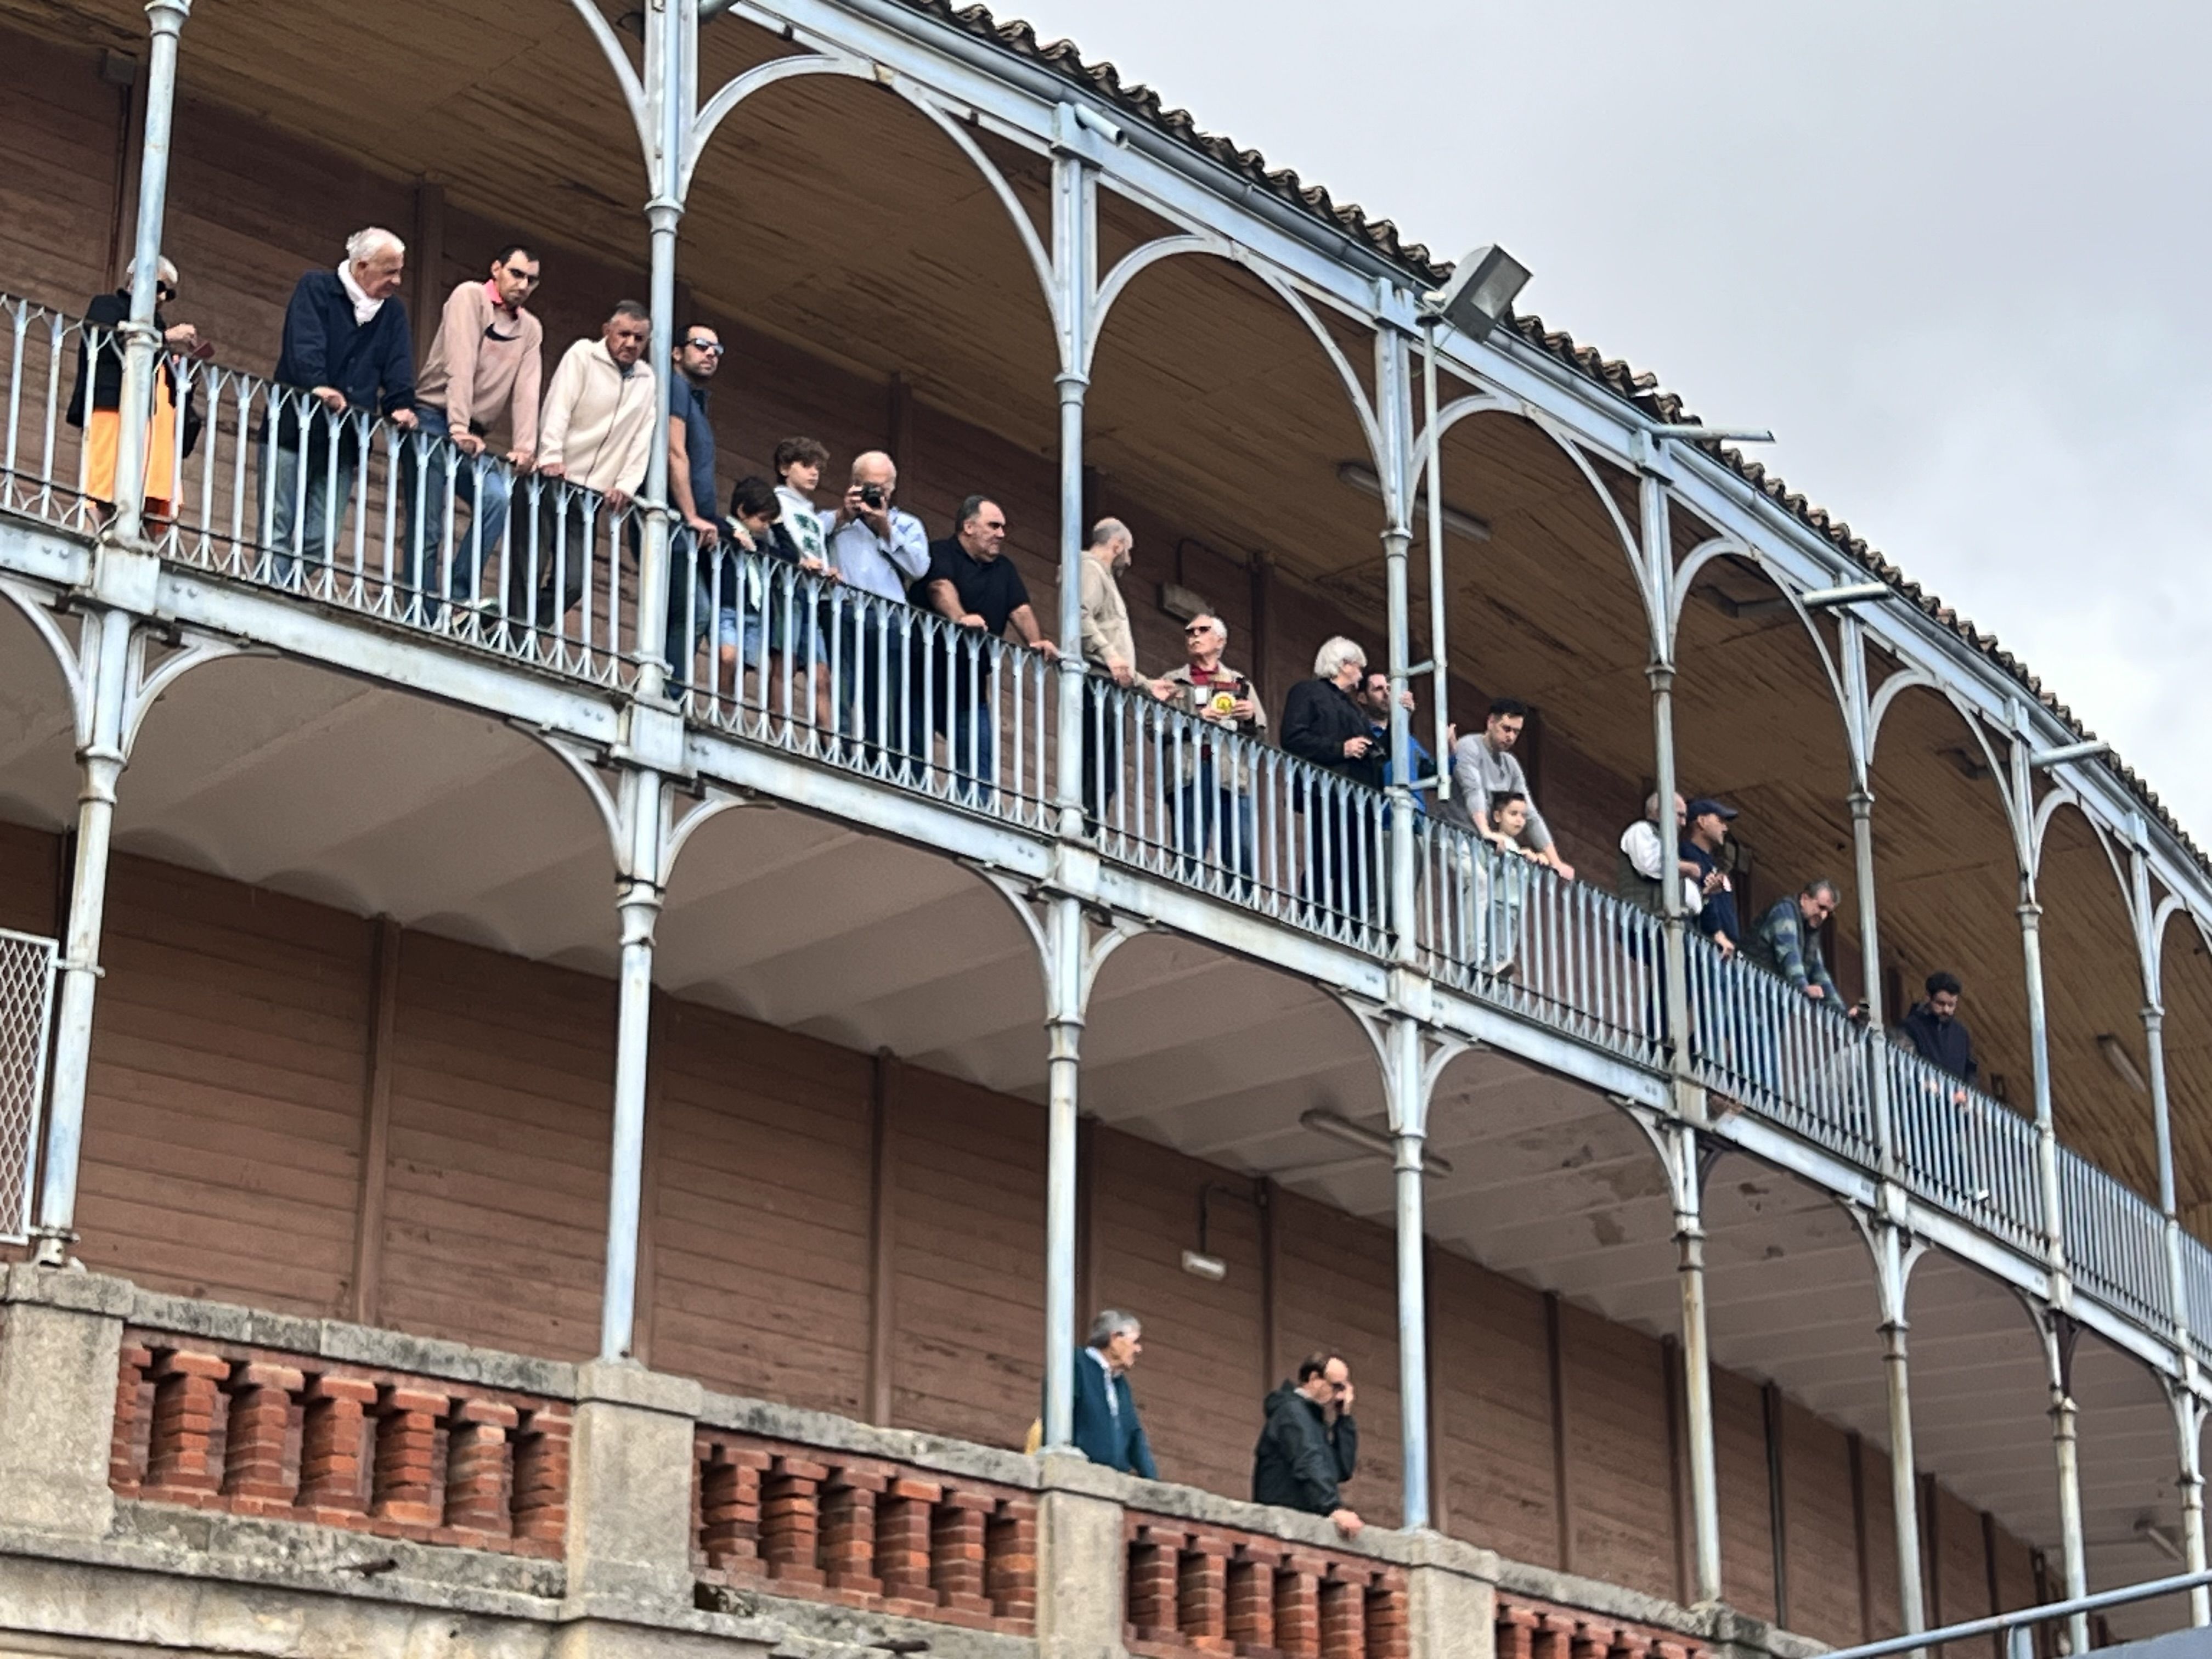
[
  {"left": 1745, "top": 877, "right": 1853, "bottom": 1008},
  {"left": 1068, "top": 1308, "right": 1158, "bottom": 1478},
  {"left": 1077, "top": 517, "right": 1139, "bottom": 827},
  {"left": 1281, "top": 636, "right": 1381, "bottom": 916},
  {"left": 823, "top": 450, "right": 929, "bottom": 766},
  {"left": 1154, "top": 611, "right": 1265, "bottom": 883},
  {"left": 263, "top": 227, "right": 418, "bottom": 580}
]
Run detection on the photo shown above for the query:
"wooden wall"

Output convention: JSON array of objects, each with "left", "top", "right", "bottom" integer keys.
[{"left": 0, "top": 820, "right": 2058, "bottom": 1646}]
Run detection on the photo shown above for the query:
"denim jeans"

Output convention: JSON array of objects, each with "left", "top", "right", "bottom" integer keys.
[
  {"left": 401, "top": 405, "right": 511, "bottom": 618},
  {"left": 1177, "top": 759, "right": 1255, "bottom": 888},
  {"left": 261, "top": 439, "right": 357, "bottom": 586}
]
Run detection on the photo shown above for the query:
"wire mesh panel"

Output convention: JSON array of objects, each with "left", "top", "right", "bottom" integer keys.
[{"left": 0, "top": 927, "right": 58, "bottom": 1244}]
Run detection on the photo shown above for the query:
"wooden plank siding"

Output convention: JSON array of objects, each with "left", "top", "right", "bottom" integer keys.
[{"left": 1559, "top": 1298, "right": 1679, "bottom": 1602}]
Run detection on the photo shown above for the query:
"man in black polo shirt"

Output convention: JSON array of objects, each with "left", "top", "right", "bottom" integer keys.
[{"left": 912, "top": 495, "right": 1058, "bottom": 802}]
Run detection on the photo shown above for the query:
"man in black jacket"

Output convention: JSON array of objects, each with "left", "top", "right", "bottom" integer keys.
[
  {"left": 1280, "top": 637, "right": 1382, "bottom": 921},
  {"left": 1252, "top": 1352, "right": 1362, "bottom": 1536},
  {"left": 1900, "top": 970, "right": 1977, "bottom": 1091}
]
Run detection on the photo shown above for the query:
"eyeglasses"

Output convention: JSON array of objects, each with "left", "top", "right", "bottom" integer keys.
[
  {"left": 1183, "top": 623, "right": 1215, "bottom": 636},
  {"left": 156, "top": 283, "right": 177, "bottom": 301},
  {"left": 685, "top": 338, "right": 726, "bottom": 356}
]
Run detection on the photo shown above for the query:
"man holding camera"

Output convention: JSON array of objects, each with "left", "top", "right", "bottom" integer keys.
[{"left": 823, "top": 450, "right": 928, "bottom": 765}]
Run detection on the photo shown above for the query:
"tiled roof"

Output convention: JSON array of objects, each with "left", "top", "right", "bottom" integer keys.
[{"left": 901, "top": 0, "right": 2203, "bottom": 872}]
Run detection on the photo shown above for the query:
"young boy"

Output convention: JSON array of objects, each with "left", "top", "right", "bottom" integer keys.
[
  {"left": 771, "top": 436, "right": 834, "bottom": 571},
  {"left": 1483, "top": 791, "right": 1546, "bottom": 978}
]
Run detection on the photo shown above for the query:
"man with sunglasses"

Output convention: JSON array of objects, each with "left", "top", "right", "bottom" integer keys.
[{"left": 408, "top": 244, "right": 545, "bottom": 616}]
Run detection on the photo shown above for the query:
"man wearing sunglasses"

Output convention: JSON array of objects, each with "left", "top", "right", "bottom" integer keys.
[
  {"left": 664, "top": 324, "right": 724, "bottom": 679},
  {"left": 408, "top": 244, "right": 545, "bottom": 616},
  {"left": 1252, "top": 1351, "right": 1363, "bottom": 1537}
]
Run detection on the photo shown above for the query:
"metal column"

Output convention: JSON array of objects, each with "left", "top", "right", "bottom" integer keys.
[
  {"left": 1376, "top": 324, "right": 1419, "bottom": 961},
  {"left": 1839, "top": 617, "right": 1898, "bottom": 1174},
  {"left": 2171, "top": 1385, "right": 2210, "bottom": 1626},
  {"left": 1041, "top": 894, "right": 1085, "bottom": 1447},
  {"left": 1874, "top": 1221, "right": 1929, "bottom": 1645},
  {"left": 1049, "top": 142, "right": 1093, "bottom": 837},
  {"left": 32, "top": 607, "right": 133, "bottom": 1265},
  {"left": 105, "top": 0, "right": 192, "bottom": 551},
  {"left": 1636, "top": 458, "right": 1695, "bottom": 1090},
  {"left": 1385, "top": 1013, "right": 1434, "bottom": 1528},
  {"left": 1669, "top": 1122, "right": 1722, "bottom": 1605},
  {"left": 1419, "top": 322, "right": 1452, "bottom": 800},
  {"left": 633, "top": 0, "right": 695, "bottom": 704},
  {"left": 2041, "top": 1316, "right": 2090, "bottom": 1652},
  {"left": 598, "top": 766, "right": 667, "bottom": 1361}
]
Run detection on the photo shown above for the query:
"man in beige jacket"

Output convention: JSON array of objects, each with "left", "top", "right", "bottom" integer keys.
[
  {"left": 1077, "top": 517, "right": 1139, "bottom": 828},
  {"left": 515, "top": 301, "right": 656, "bottom": 630}
]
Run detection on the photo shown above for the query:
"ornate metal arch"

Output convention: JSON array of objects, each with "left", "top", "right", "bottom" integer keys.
[{"left": 0, "top": 578, "right": 86, "bottom": 726}]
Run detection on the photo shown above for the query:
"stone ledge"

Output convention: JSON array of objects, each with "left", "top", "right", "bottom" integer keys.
[
  {"left": 700, "top": 1580, "right": 1038, "bottom": 1659},
  {"left": 1, "top": 1263, "right": 134, "bottom": 1318},
  {"left": 1492, "top": 1560, "right": 1711, "bottom": 1645},
  {"left": 699, "top": 1391, "right": 1043, "bottom": 1488}
]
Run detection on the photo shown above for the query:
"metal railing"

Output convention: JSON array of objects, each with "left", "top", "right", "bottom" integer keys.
[
  {"left": 3, "top": 295, "right": 646, "bottom": 686},
  {"left": 1685, "top": 934, "right": 1881, "bottom": 1165},
  {"left": 0, "top": 927, "right": 59, "bottom": 1244},
  {"left": 1417, "top": 817, "right": 1667, "bottom": 1065},
  {"left": 1886, "top": 1042, "right": 2045, "bottom": 1257},
  {"left": 11, "top": 293, "right": 2212, "bottom": 1358}
]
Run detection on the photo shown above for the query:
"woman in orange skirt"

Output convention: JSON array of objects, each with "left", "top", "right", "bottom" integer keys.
[{"left": 66, "top": 257, "right": 203, "bottom": 523}]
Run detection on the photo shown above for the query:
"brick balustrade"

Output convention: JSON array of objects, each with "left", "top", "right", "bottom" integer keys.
[
  {"left": 1494, "top": 1590, "right": 1707, "bottom": 1659},
  {"left": 1124, "top": 1511, "right": 1409, "bottom": 1659},
  {"left": 109, "top": 1329, "right": 569, "bottom": 1556},
  {"left": 693, "top": 1427, "right": 1037, "bottom": 1633}
]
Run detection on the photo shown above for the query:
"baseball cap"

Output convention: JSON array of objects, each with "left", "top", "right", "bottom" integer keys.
[{"left": 1686, "top": 797, "right": 1739, "bottom": 821}]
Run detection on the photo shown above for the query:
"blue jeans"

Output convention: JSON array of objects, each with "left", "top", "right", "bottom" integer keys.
[
  {"left": 261, "top": 440, "right": 357, "bottom": 585},
  {"left": 402, "top": 406, "right": 511, "bottom": 617}
]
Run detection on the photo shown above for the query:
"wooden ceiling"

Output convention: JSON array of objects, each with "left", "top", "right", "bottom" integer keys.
[{"left": 5, "top": 0, "right": 2201, "bottom": 1229}]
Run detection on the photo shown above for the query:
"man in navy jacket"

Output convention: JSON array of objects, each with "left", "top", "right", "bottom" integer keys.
[
  {"left": 1069, "top": 1309, "right": 1158, "bottom": 1479},
  {"left": 261, "top": 228, "right": 417, "bottom": 579}
]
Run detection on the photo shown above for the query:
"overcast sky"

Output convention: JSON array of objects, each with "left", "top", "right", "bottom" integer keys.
[{"left": 1011, "top": 0, "right": 2212, "bottom": 845}]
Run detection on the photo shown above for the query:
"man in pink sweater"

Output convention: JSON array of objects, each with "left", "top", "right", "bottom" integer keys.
[{"left": 405, "top": 243, "right": 545, "bottom": 616}]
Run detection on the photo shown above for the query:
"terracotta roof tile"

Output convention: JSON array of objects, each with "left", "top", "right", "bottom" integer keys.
[{"left": 897, "top": 0, "right": 2200, "bottom": 870}]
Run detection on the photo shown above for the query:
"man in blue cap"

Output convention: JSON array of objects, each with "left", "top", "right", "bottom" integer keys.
[{"left": 1680, "top": 797, "right": 1741, "bottom": 956}]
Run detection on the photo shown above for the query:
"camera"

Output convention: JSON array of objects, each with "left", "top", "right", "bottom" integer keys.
[{"left": 859, "top": 483, "right": 885, "bottom": 509}]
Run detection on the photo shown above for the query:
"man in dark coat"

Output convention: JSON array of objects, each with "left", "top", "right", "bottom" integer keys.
[
  {"left": 1900, "top": 970, "right": 1978, "bottom": 1090},
  {"left": 1280, "top": 637, "right": 1383, "bottom": 920},
  {"left": 1252, "top": 1351, "right": 1362, "bottom": 1535},
  {"left": 1068, "top": 1309, "right": 1158, "bottom": 1479},
  {"left": 260, "top": 227, "right": 417, "bottom": 579}
]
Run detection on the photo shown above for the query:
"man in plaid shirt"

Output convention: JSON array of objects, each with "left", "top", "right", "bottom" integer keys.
[{"left": 1746, "top": 878, "right": 1846, "bottom": 1005}]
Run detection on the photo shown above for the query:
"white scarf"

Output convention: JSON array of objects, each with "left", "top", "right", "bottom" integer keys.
[{"left": 336, "top": 261, "right": 384, "bottom": 327}]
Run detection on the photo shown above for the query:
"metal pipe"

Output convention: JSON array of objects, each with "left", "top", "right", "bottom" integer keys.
[
  {"left": 1042, "top": 893, "right": 1084, "bottom": 1446},
  {"left": 105, "top": 0, "right": 192, "bottom": 551},
  {"left": 2029, "top": 739, "right": 2112, "bottom": 770},
  {"left": 1638, "top": 466, "right": 1695, "bottom": 1090},
  {"left": 1877, "top": 1223, "right": 1929, "bottom": 1646},
  {"left": 1377, "top": 326, "right": 1418, "bottom": 963},
  {"left": 598, "top": 765, "right": 665, "bottom": 1361},
  {"left": 1814, "top": 1567, "right": 2212, "bottom": 1659},
  {"left": 32, "top": 606, "right": 133, "bottom": 1265},
  {"left": 1388, "top": 1014, "right": 1432, "bottom": 1529},
  {"left": 1672, "top": 1124, "right": 1722, "bottom": 1604},
  {"left": 2017, "top": 898, "right": 2069, "bottom": 1293},
  {"left": 1420, "top": 320, "right": 1451, "bottom": 800},
  {"left": 1051, "top": 148, "right": 1091, "bottom": 836}
]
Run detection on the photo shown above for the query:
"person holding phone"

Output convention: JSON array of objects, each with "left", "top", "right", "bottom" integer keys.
[{"left": 1252, "top": 1352, "right": 1362, "bottom": 1537}]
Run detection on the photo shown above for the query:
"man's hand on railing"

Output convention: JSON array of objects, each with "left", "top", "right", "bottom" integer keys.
[
  {"left": 607, "top": 489, "right": 633, "bottom": 511},
  {"left": 1329, "top": 1507, "right": 1364, "bottom": 1538},
  {"left": 453, "top": 431, "right": 487, "bottom": 458},
  {"left": 505, "top": 447, "right": 534, "bottom": 470},
  {"left": 1342, "top": 734, "right": 1372, "bottom": 759},
  {"left": 162, "top": 321, "right": 199, "bottom": 352},
  {"left": 390, "top": 407, "right": 418, "bottom": 431},
  {"left": 310, "top": 385, "right": 347, "bottom": 413},
  {"left": 1035, "top": 639, "right": 1060, "bottom": 661},
  {"left": 688, "top": 514, "right": 720, "bottom": 548}
]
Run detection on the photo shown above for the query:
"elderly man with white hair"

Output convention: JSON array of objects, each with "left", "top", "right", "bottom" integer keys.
[
  {"left": 262, "top": 227, "right": 418, "bottom": 580},
  {"left": 1281, "top": 635, "right": 1384, "bottom": 917}
]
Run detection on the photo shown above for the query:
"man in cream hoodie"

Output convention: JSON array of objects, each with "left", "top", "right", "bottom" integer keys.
[{"left": 515, "top": 300, "right": 657, "bottom": 630}]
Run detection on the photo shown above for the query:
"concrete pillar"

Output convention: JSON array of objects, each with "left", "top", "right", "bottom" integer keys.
[
  {"left": 1036, "top": 1451, "right": 1127, "bottom": 1659},
  {"left": 0, "top": 1265, "right": 133, "bottom": 1536},
  {"left": 564, "top": 1361, "right": 707, "bottom": 1615},
  {"left": 1402, "top": 1529, "right": 1499, "bottom": 1659}
]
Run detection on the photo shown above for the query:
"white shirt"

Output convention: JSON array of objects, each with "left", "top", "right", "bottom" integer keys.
[
  {"left": 775, "top": 485, "right": 830, "bottom": 564},
  {"left": 824, "top": 506, "right": 929, "bottom": 603},
  {"left": 1087, "top": 1347, "right": 1120, "bottom": 1420},
  {"left": 1621, "top": 819, "right": 1701, "bottom": 914},
  {"left": 336, "top": 261, "right": 384, "bottom": 326}
]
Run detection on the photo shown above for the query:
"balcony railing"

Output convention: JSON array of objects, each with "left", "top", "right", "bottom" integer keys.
[{"left": 7, "top": 293, "right": 2212, "bottom": 1360}]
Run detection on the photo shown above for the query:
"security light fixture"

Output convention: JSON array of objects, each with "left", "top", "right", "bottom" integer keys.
[
  {"left": 1799, "top": 582, "right": 1893, "bottom": 611},
  {"left": 1420, "top": 245, "right": 1531, "bottom": 343},
  {"left": 1299, "top": 1109, "right": 1453, "bottom": 1177},
  {"left": 1180, "top": 1249, "right": 1228, "bottom": 1282},
  {"left": 2030, "top": 739, "right": 2112, "bottom": 770},
  {"left": 1649, "top": 424, "right": 1778, "bottom": 445},
  {"left": 1337, "top": 463, "right": 1491, "bottom": 543}
]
